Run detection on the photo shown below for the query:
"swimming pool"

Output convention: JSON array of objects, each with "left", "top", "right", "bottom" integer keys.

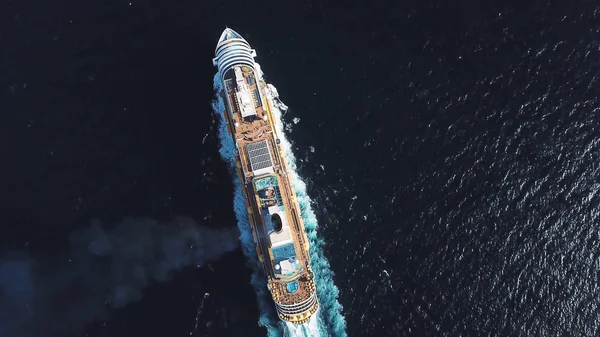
[{"left": 286, "top": 281, "right": 299, "bottom": 293}]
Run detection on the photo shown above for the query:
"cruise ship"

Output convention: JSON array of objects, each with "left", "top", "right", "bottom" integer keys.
[{"left": 212, "top": 28, "right": 319, "bottom": 324}]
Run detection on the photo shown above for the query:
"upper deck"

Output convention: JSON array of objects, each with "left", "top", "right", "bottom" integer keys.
[{"left": 220, "top": 63, "right": 317, "bottom": 323}]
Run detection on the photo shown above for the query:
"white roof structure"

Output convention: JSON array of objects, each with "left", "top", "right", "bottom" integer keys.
[
  {"left": 234, "top": 67, "right": 256, "bottom": 118},
  {"left": 279, "top": 259, "right": 296, "bottom": 275},
  {"left": 268, "top": 204, "right": 293, "bottom": 246}
]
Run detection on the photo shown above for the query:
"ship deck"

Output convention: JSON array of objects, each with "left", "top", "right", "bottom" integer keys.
[{"left": 222, "top": 66, "right": 314, "bottom": 307}]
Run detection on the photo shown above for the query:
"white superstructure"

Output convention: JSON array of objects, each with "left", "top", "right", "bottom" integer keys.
[
  {"left": 234, "top": 67, "right": 257, "bottom": 118},
  {"left": 212, "top": 28, "right": 257, "bottom": 78}
]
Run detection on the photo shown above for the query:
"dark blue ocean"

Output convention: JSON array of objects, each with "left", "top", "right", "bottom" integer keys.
[{"left": 2, "top": 0, "right": 600, "bottom": 336}]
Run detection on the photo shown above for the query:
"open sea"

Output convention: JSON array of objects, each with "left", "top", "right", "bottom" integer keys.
[{"left": 3, "top": 0, "right": 600, "bottom": 336}]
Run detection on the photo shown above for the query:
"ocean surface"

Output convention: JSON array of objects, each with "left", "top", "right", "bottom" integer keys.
[{"left": 3, "top": 0, "right": 600, "bottom": 336}]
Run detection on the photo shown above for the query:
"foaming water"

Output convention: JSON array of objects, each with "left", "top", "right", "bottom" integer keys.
[
  {"left": 211, "top": 64, "right": 347, "bottom": 337},
  {"left": 284, "top": 313, "right": 321, "bottom": 337}
]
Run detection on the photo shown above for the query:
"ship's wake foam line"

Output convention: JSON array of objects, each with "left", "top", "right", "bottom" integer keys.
[{"left": 212, "top": 65, "right": 347, "bottom": 337}]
